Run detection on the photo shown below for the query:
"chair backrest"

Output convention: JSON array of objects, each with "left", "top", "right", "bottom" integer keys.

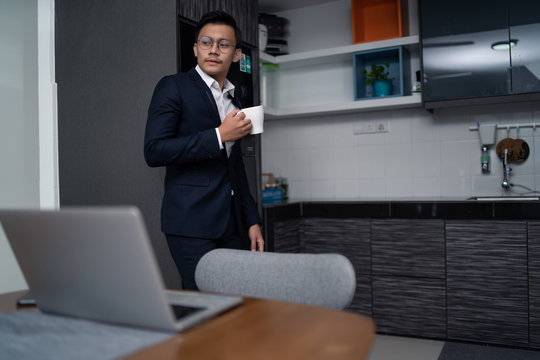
[{"left": 195, "top": 249, "right": 356, "bottom": 310}]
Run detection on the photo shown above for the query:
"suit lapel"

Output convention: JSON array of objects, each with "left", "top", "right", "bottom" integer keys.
[
  {"left": 188, "top": 68, "right": 230, "bottom": 164},
  {"left": 188, "top": 68, "right": 221, "bottom": 126}
]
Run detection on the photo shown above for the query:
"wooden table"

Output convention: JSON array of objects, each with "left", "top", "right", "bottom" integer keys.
[{"left": 1, "top": 290, "right": 375, "bottom": 359}]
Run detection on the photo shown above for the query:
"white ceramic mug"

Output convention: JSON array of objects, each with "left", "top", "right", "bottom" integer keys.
[{"left": 239, "top": 105, "right": 264, "bottom": 135}]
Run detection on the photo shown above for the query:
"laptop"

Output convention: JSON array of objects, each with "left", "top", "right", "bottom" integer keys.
[{"left": 0, "top": 206, "right": 242, "bottom": 333}]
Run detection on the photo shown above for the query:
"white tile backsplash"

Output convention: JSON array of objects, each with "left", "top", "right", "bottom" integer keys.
[
  {"left": 508, "top": 175, "right": 535, "bottom": 195},
  {"left": 413, "top": 177, "right": 442, "bottom": 198},
  {"left": 436, "top": 113, "right": 471, "bottom": 142},
  {"left": 385, "top": 142, "right": 413, "bottom": 178},
  {"left": 386, "top": 178, "right": 414, "bottom": 198},
  {"left": 440, "top": 141, "right": 470, "bottom": 178},
  {"left": 333, "top": 147, "right": 361, "bottom": 179},
  {"left": 310, "top": 180, "right": 335, "bottom": 199},
  {"left": 413, "top": 142, "right": 441, "bottom": 177},
  {"left": 309, "top": 148, "right": 336, "bottom": 180},
  {"left": 288, "top": 179, "right": 312, "bottom": 199},
  {"left": 261, "top": 102, "right": 540, "bottom": 200},
  {"left": 441, "top": 177, "right": 472, "bottom": 198},
  {"left": 334, "top": 179, "right": 361, "bottom": 199},
  {"left": 358, "top": 179, "right": 386, "bottom": 198},
  {"left": 471, "top": 175, "right": 507, "bottom": 197},
  {"left": 358, "top": 144, "right": 386, "bottom": 179},
  {"left": 410, "top": 111, "right": 441, "bottom": 143}
]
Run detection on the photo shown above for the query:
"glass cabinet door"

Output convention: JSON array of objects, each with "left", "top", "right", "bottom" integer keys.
[
  {"left": 509, "top": 0, "right": 540, "bottom": 94},
  {"left": 420, "top": 0, "right": 510, "bottom": 102}
]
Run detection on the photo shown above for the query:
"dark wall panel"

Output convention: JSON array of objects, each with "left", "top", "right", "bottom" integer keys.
[{"left": 55, "top": 0, "right": 180, "bottom": 287}]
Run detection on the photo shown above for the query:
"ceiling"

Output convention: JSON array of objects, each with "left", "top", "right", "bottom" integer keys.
[{"left": 258, "top": 0, "right": 333, "bottom": 13}]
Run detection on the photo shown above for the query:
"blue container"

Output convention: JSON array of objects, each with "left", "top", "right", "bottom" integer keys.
[
  {"left": 262, "top": 188, "right": 283, "bottom": 205},
  {"left": 373, "top": 79, "right": 392, "bottom": 97},
  {"left": 353, "top": 46, "right": 411, "bottom": 100}
]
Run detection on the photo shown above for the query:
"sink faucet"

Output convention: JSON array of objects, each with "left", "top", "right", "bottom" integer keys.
[{"left": 502, "top": 148, "right": 511, "bottom": 190}]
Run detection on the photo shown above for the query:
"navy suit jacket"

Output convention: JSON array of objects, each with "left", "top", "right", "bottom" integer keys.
[{"left": 144, "top": 68, "right": 261, "bottom": 240}]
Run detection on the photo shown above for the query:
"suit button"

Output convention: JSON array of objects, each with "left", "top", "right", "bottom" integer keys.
[{"left": 231, "top": 189, "right": 234, "bottom": 196}]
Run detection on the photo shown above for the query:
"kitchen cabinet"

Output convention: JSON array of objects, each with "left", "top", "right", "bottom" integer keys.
[
  {"left": 272, "top": 218, "right": 302, "bottom": 253},
  {"left": 271, "top": 214, "right": 372, "bottom": 316},
  {"left": 371, "top": 219, "right": 446, "bottom": 338},
  {"left": 509, "top": 0, "right": 540, "bottom": 95},
  {"left": 260, "top": 0, "right": 422, "bottom": 119},
  {"left": 264, "top": 201, "right": 540, "bottom": 348},
  {"left": 302, "top": 218, "right": 372, "bottom": 316},
  {"left": 420, "top": 0, "right": 540, "bottom": 108},
  {"left": 446, "top": 221, "right": 529, "bottom": 347},
  {"left": 528, "top": 222, "right": 540, "bottom": 348}
]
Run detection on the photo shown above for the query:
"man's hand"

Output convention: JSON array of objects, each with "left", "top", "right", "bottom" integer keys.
[
  {"left": 248, "top": 224, "right": 264, "bottom": 252},
  {"left": 218, "top": 110, "right": 252, "bottom": 143}
]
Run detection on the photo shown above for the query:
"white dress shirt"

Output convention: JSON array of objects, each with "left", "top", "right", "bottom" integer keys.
[{"left": 195, "top": 65, "right": 237, "bottom": 157}]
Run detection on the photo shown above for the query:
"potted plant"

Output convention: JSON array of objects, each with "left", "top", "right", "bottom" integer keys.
[{"left": 361, "top": 61, "right": 393, "bottom": 97}]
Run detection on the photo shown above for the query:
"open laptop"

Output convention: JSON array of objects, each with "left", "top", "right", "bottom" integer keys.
[{"left": 0, "top": 206, "right": 242, "bottom": 333}]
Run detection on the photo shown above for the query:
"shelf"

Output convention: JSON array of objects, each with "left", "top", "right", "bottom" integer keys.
[
  {"left": 260, "top": 35, "right": 419, "bottom": 68},
  {"left": 353, "top": 46, "right": 411, "bottom": 99},
  {"left": 264, "top": 94, "right": 422, "bottom": 119},
  {"left": 260, "top": 35, "right": 422, "bottom": 119}
]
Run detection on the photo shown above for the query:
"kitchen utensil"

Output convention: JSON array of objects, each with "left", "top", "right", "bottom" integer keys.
[{"left": 496, "top": 138, "right": 530, "bottom": 163}]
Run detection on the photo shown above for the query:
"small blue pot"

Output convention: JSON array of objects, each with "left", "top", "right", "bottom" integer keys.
[{"left": 373, "top": 79, "right": 392, "bottom": 97}]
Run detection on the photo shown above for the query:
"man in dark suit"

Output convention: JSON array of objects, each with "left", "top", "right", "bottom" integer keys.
[{"left": 144, "top": 10, "right": 264, "bottom": 290}]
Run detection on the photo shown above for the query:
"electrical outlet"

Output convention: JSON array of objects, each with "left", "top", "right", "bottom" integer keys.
[
  {"left": 353, "top": 120, "right": 389, "bottom": 134},
  {"left": 376, "top": 120, "right": 389, "bottom": 133},
  {"left": 365, "top": 122, "right": 376, "bottom": 133}
]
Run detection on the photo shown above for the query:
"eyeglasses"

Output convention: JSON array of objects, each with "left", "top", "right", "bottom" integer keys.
[{"left": 197, "top": 36, "right": 236, "bottom": 53}]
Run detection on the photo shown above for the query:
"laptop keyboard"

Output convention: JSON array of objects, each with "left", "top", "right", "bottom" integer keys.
[{"left": 171, "top": 304, "right": 204, "bottom": 320}]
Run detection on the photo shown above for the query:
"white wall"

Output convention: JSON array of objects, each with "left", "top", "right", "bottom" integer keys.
[
  {"left": 261, "top": 0, "right": 540, "bottom": 200},
  {"left": 0, "top": 0, "right": 57, "bottom": 294},
  {"left": 262, "top": 104, "right": 540, "bottom": 200}
]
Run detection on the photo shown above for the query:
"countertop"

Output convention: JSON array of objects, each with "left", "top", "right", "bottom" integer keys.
[{"left": 263, "top": 198, "right": 540, "bottom": 220}]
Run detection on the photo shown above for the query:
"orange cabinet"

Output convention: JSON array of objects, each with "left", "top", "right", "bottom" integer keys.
[{"left": 352, "top": 0, "right": 409, "bottom": 43}]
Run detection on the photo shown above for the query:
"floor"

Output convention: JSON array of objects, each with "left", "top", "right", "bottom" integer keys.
[{"left": 366, "top": 335, "right": 445, "bottom": 360}]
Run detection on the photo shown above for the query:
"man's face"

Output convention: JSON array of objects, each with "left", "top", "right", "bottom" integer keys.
[{"left": 193, "top": 23, "right": 242, "bottom": 82}]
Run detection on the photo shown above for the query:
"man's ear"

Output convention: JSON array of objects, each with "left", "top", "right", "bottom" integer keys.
[
  {"left": 232, "top": 48, "right": 242, "bottom": 63},
  {"left": 193, "top": 43, "right": 198, "bottom": 58}
]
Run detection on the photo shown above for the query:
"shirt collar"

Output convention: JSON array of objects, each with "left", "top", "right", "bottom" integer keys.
[{"left": 195, "top": 65, "right": 235, "bottom": 98}]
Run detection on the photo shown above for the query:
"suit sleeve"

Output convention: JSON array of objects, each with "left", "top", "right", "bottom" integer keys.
[{"left": 144, "top": 76, "right": 221, "bottom": 167}]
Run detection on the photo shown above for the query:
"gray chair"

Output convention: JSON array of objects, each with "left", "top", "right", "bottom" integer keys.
[{"left": 194, "top": 249, "right": 356, "bottom": 310}]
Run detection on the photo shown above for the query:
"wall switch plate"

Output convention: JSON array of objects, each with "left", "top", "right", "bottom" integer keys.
[{"left": 354, "top": 120, "right": 389, "bottom": 135}]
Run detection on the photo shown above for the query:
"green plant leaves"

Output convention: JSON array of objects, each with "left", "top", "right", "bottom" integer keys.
[{"left": 361, "top": 61, "right": 392, "bottom": 85}]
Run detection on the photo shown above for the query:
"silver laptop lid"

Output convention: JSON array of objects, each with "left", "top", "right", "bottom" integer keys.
[{"left": 0, "top": 207, "right": 178, "bottom": 332}]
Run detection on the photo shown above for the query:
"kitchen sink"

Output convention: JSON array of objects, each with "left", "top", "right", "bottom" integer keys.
[{"left": 468, "top": 196, "right": 540, "bottom": 201}]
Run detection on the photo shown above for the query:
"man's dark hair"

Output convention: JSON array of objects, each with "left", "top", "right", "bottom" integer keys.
[{"left": 195, "top": 10, "right": 242, "bottom": 49}]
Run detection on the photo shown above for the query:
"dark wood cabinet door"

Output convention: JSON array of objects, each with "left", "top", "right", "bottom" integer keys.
[
  {"left": 372, "top": 219, "right": 445, "bottom": 278},
  {"left": 372, "top": 276, "right": 446, "bottom": 338},
  {"left": 446, "top": 221, "right": 528, "bottom": 347},
  {"left": 371, "top": 219, "right": 446, "bottom": 338},
  {"left": 528, "top": 221, "right": 540, "bottom": 349},
  {"left": 302, "top": 218, "right": 372, "bottom": 316},
  {"left": 273, "top": 218, "right": 302, "bottom": 253}
]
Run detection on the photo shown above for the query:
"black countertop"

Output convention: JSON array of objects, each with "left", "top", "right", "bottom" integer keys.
[{"left": 263, "top": 199, "right": 540, "bottom": 220}]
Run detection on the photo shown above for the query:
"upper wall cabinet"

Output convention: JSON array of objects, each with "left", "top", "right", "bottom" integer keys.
[{"left": 420, "top": 0, "right": 540, "bottom": 109}]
